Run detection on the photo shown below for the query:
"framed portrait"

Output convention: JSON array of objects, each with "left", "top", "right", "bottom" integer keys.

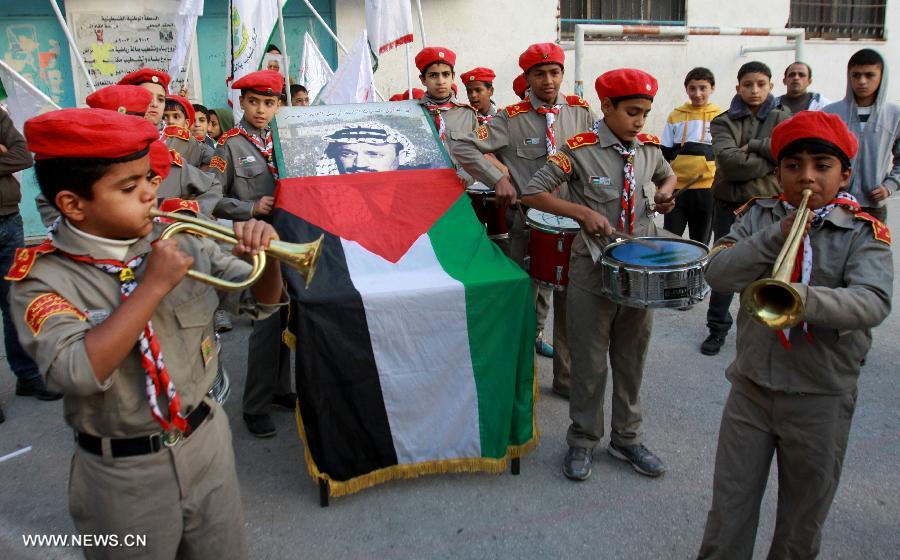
[{"left": 273, "top": 101, "right": 451, "bottom": 178}]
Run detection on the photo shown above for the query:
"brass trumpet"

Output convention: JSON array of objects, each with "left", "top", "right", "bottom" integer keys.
[
  {"left": 740, "top": 188, "right": 812, "bottom": 329},
  {"left": 149, "top": 209, "right": 323, "bottom": 291}
]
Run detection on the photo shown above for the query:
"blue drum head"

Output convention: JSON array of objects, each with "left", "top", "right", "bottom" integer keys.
[{"left": 608, "top": 238, "right": 707, "bottom": 267}]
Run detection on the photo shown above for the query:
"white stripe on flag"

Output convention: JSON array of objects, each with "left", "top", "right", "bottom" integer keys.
[{"left": 341, "top": 235, "right": 481, "bottom": 464}]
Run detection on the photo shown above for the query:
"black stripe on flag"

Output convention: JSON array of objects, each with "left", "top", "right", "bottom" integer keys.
[{"left": 274, "top": 209, "right": 399, "bottom": 481}]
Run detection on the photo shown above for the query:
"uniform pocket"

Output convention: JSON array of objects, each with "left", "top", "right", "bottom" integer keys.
[
  {"left": 515, "top": 145, "right": 548, "bottom": 160},
  {"left": 233, "top": 163, "right": 265, "bottom": 180},
  {"left": 172, "top": 288, "right": 220, "bottom": 381},
  {"left": 642, "top": 182, "right": 657, "bottom": 214}
]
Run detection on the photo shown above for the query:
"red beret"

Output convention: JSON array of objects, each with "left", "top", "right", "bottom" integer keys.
[
  {"left": 25, "top": 108, "right": 158, "bottom": 160},
  {"left": 460, "top": 67, "right": 496, "bottom": 85},
  {"left": 389, "top": 88, "right": 425, "bottom": 101},
  {"left": 166, "top": 95, "right": 196, "bottom": 126},
  {"left": 513, "top": 74, "right": 528, "bottom": 100},
  {"left": 232, "top": 70, "right": 284, "bottom": 95},
  {"left": 118, "top": 68, "right": 171, "bottom": 91},
  {"left": 148, "top": 141, "right": 171, "bottom": 180},
  {"left": 771, "top": 110, "right": 858, "bottom": 162},
  {"left": 86, "top": 85, "right": 153, "bottom": 115},
  {"left": 519, "top": 43, "right": 565, "bottom": 73},
  {"left": 451, "top": 83, "right": 458, "bottom": 96},
  {"left": 415, "top": 47, "right": 456, "bottom": 73},
  {"left": 595, "top": 68, "right": 658, "bottom": 100}
]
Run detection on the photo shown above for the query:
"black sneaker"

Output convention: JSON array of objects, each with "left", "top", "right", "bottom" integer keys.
[
  {"left": 562, "top": 446, "right": 593, "bottom": 481},
  {"left": 271, "top": 393, "right": 298, "bottom": 410},
  {"left": 15, "top": 377, "right": 62, "bottom": 401},
  {"left": 243, "top": 413, "right": 277, "bottom": 438},
  {"left": 700, "top": 333, "right": 726, "bottom": 356},
  {"left": 608, "top": 441, "right": 666, "bottom": 477}
]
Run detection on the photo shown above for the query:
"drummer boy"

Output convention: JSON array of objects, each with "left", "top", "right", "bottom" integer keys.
[
  {"left": 9, "top": 108, "right": 285, "bottom": 558},
  {"left": 522, "top": 68, "right": 676, "bottom": 481},
  {"left": 697, "top": 111, "right": 893, "bottom": 558}
]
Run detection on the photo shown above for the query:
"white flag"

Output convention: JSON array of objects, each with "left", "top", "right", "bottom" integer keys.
[
  {"left": 168, "top": 0, "right": 205, "bottom": 92},
  {"left": 299, "top": 33, "right": 333, "bottom": 103},
  {"left": 365, "top": 0, "right": 413, "bottom": 55},
  {"left": 0, "top": 60, "right": 60, "bottom": 180},
  {"left": 228, "top": 0, "right": 286, "bottom": 120},
  {"left": 317, "top": 31, "right": 375, "bottom": 105}
]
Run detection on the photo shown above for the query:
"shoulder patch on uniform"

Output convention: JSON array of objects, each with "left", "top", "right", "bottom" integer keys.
[
  {"left": 24, "top": 293, "right": 86, "bottom": 335},
  {"left": 158, "top": 198, "right": 200, "bottom": 217},
  {"left": 453, "top": 101, "right": 477, "bottom": 112},
  {"left": 169, "top": 149, "right": 184, "bottom": 168},
  {"left": 547, "top": 153, "right": 572, "bottom": 175},
  {"left": 217, "top": 128, "right": 241, "bottom": 146},
  {"left": 734, "top": 195, "right": 780, "bottom": 217},
  {"left": 209, "top": 155, "right": 227, "bottom": 173},
  {"left": 854, "top": 212, "right": 892, "bottom": 245},
  {"left": 164, "top": 125, "right": 190, "bottom": 141},
  {"left": 504, "top": 101, "right": 532, "bottom": 118},
  {"left": 566, "top": 132, "right": 599, "bottom": 150},
  {"left": 565, "top": 95, "right": 590, "bottom": 108},
  {"left": 475, "top": 124, "right": 489, "bottom": 141},
  {"left": 637, "top": 132, "right": 661, "bottom": 146},
  {"left": 5, "top": 241, "right": 56, "bottom": 282}
]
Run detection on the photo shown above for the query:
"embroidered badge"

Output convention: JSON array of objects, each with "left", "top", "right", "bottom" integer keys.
[
  {"left": 548, "top": 153, "right": 572, "bottom": 175},
  {"left": 25, "top": 293, "right": 86, "bottom": 335},
  {"left": 85, "top": 309, "right": 110, "bottom": 325},
  {"left": 201, "top": 336, "right": 215, "bottom": 366},
  {"left": 238, "top": 155, "right": 256, "bottom": 166},
  {"left": 855, "top": 212, "right": 892, "bottom": 245},
  {"left": 209, "top": 155, "right": 227, "bottom": 173},
  {"left": 475, "top": 125, "right": 489, "bottom": 140},
  {"left": 590, "top": 176, "right": 611, "bottom": 187},
  {"left": 524, "top": 138, "right": 541, "bottom": 145}
]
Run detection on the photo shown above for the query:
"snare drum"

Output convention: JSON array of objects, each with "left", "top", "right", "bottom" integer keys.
[
  {"left": 525, "top": 209, "right": 581, "bottom": 289},
  {"left": 466, "top": 182, "right": 509, "bottom": 240},
  {"left": 600, "top": 237, "right": 710, "bottom": 308}
]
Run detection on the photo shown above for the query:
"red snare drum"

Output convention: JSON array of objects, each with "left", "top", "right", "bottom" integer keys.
[
  {"left": 525, "top": 208, "right": 580, "bottom": 289},
  {"left": 466, "top": 182, "right": 509, "bottom": 240}
]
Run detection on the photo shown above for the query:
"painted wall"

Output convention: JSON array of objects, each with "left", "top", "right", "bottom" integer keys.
[{"left": 335, "top": 0, "right": 898, "bottom": 135}]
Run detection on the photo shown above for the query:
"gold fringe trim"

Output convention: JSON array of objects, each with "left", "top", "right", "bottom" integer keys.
[{"left": 292, "top": 361, "right": 540, "bottom": 499}]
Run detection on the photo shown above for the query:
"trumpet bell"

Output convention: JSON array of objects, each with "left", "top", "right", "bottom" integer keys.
[
  {"left": 267, "top": 236, "right": 323, "bottom": 289},
  {"left": 740, "top": 278, "right": 805, "bottom": 330}
]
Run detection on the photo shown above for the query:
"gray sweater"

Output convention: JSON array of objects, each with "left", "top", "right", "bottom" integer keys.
[{"left": 823, "top": 49, "right": 900, "bottom": 208}]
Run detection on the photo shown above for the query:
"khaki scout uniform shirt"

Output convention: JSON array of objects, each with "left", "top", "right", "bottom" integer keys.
[
  {"left": 211, "top": 119, "right": 277, "bottom": 221},
  {"left": 418, "top": 95, "right": 478, "bottom": 184},
  {"left": 705, "top": 199, "right": 893, "bottom": 394},
  {"left": 524, "top": 120, "right": 675, "bottom": 294},
  {"left": 165, "top": 126, "right": 215, "bottom": 169},
  {"left": 453, "top": 94, "right": 596, "bottom": 194},
  {"left": 9, "top": 220, "right": 283, "bottom": 437}
]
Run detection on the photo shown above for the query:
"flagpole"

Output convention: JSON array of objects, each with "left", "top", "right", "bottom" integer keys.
[
  {"left": 414, "top": 0, "right": 427, "bottom": 45},
  {"left": 300, "top": 0, "right": 384, "bottom": 101},
  {"left": 49, "top": 0, "right": 96, "bottom": 93},
  {"left": 181, "top": 21, "right": 197, "bottom": 97},
  {"left": 277, "top": 1, "right": 292, "bottom": 106},
  {"left": 405, "top": 42, "right": 412, "bottom": 98}
]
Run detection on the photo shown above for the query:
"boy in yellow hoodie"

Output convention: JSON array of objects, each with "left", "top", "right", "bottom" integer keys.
[{"left": 660, "top": 67, "right": 723, "bottom": 244}]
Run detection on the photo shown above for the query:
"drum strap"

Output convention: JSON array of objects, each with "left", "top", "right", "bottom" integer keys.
[
  {"left": 612, "top": 144, "right": 638, "bottom": 234},
  {"left": 776, "top": 191, "right": 859, "bottom": 349},
  {"left": 536, "top": 105, "right": 561, "bottom": 155}
]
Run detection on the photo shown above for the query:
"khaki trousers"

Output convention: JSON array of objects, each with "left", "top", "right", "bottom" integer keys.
[
  {"left": 69, "top": 403, "right": 246, "bottom": 560},
  {"left": 565, "top": 280, "right": 652, "bottom": 449},
  {"left": 698, "top": 377, "right": 857, "bottom": 560}
]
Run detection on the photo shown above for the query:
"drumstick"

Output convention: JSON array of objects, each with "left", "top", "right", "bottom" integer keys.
[
  {"left": 594, "top": 231, "right": 662, "bottom": 251},
  {"left": 671, "top": 174, "right": 705, "bottom": 200}
]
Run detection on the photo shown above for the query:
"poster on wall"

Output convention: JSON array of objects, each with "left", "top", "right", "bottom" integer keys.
[
  {"left": 275, "top": 101, "right": 450, "bottom": 178},
  {"left": 68, "top": 11, "right": 178, "bottom": 102},
  {"left": 1, "top": 20, "right": 75, "bottom": 107}
]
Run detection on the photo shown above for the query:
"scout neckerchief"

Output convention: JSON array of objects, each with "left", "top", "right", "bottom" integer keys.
[
  {"left": 423, "top": 94, "right": 454, "bottom": 141},
  {"left": 777, "top": 191, "right": 859, "bottom": 349},
  {"left": 476, "top": 112, "right": 494, "bottom": 125},
  {"left": 536, "top": 104, "right": 562, "bottom": 156},
  {"left": 237, "top": 122, "right": 278, "bottom": 179},
  {"left": 48, "top": 221, "right": 189, "bottom": 441},
  {"left": 612, "top": 143, "right": 638, "bottom": 233}
]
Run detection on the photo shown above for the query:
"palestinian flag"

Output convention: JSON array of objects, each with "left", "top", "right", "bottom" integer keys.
[{"left": 274, "top": 168, "right": 536, "bottom": 497}]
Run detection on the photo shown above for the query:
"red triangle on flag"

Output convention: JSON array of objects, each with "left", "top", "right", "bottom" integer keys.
[{"left": 275, "top": 169, "right": 465, "bottom": 263}]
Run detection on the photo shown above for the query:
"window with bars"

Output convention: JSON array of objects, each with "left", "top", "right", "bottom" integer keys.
[
  {"left": 558, "top": 0, "right": 687, "bottom": 41},
  {"left": 788, "top": 0, "right": 886, "bottom": 40}
]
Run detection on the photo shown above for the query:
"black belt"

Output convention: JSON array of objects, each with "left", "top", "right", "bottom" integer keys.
[{"left": 76, "top": 402, "right": 211, "bottom": 458}]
